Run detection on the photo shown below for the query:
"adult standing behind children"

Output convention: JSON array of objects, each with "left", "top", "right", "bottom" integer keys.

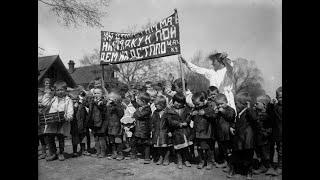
[{"left": 179, "top": 52, "right": 236, "bottom": 112}]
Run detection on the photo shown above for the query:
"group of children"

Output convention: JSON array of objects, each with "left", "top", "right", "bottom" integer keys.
[{"left": 38, "top": 77, "right": 282, "bottom": 179}]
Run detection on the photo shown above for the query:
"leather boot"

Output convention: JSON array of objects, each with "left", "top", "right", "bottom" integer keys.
[
  {"left": 226, "top": 164, "right": 235, "bottom": 178},
  {"left": 99, "top": 138, "right": 106, "bottom": 158},
  {"left": 163, "top": 149, "right": 170, "bottom": 166},
  {"left": 108, "top": 144, "right": 117, "bottom": 159},
  {"left": 144, "top": 145, "right": 151, "bottom": 164},
  {"left": 38, "top": 145, "right": 47, "bottom": 159},
  {"left": 177, "top": 152, "right": 183, "bottom": 169},
  {"left": 156, "top": 149, "right": 164, "bottom": 165},
  {"left": 92, "top": 140, "right": 101, "bottom": 158},
  {"left": 197, "top": 150, "right": 205, "bottom": 169}
]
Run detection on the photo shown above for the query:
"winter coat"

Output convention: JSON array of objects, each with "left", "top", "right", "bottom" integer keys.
[
  {"left": 233, "top": 108, "right": 258, "bottom": 150},
  {"left": 41, "top": 95, "right": 74, "bottom": 137},
  {"left": 70, "top": 102, "right": 89, "bottom": 136},
  {"left": 106, "top": 102, "right": 124, "bottom": 136},
  {"left": 191, "top": 105, "right": 216, "bottom": 139},
  {"left": 215, "top": 105, "right": 236, "bottom": 141},
  {"left": 133, "top": 105, "right": 152, "bottom": 139},
  {"left": 166, "top": 107, "right": 192, "bottom": 146},
  {"left": 88, "top": 98, "right": 107, "bottom": 134},
  {"left": 269, "top": 103, "right": 282, "bottom": 141},
  {"left": 254, "top": 110, "right": 272, "bottom": 146},
  {"left": 151, "top": 109, "right": 172, "bottom": 146}
]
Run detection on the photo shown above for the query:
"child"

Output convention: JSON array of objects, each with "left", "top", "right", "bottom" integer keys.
[
  {"left": 214, "top": 93, "right": 236, "bottom": 172},
  {"left": 228, "top": 92, "right": 257, "bottom": 179},
  {"left": 70, "top": 90, "right": 89, "bottom": 157},
  {"left": 131, "top": 92, "right": 152, "bottom": 164},
  {"left": 41, "top": 80, "right": 74, "bottom": 161},
  {"left": 120, "top": 92, "right": 137, "bottom": 159},
  {"left": 167, "top": 92, "right": 193, "bottom": 169},
  {"left": 252, "top": 95, "right": 272, "bottom": 174},
  {"left": 190, "top": 92, "right": 216, "bottom": 170},
  {"left": 206, "top": 86, "right": 219, "bottom": 164},
  {"left": 106, "top": 90, "right": 125, "bottom": 160},
  {"left": 165, "top": 78, "right": 194, "bottom": 108},
  {"left": 266, "top": 87, "right": 282, "bottom": 176},
  {"left": 38, "top": 91, "right": 47, "bottom": 160},
  {"left": 151, "top": 95, "right": 172, "bottom": 166},
  {"left": 88, "top": 88, "right": 108, "bottom": 158}
]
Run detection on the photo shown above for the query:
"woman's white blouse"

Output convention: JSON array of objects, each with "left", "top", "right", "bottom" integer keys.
[{"left": 187, "top": 61, "right": 236, "bottom": 112}]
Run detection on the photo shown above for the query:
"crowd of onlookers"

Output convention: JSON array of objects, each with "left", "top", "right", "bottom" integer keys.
[{"left": 38, "top": 76, "right": 282, "bottom": 179}]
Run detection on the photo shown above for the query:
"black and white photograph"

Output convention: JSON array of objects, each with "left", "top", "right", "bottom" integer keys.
[{"left": 38, "top": 0, "right": 282, "bottom": 179}]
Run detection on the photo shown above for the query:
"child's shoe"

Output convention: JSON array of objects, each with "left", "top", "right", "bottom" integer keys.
[
  {"left": 72, "top": 153, "right": 78, "bottom": 158},
  {"left": 216, "top": 161, "right": 227, "bottom": 168},
  {"left": 265, "top": 168, "right": 277, "bottom": 176},
  {"left": 253, "top": 165, "right": 268, "bottom": 174},
  {"left": 130, "top": 154, "right": 137, "bottom": 160},
  {"left": 46, "top": 154, "right": 57, "bottom": 161},
  {"left": 91, "top": 153, "right": 99, "bottom": 158},
  {"left": 246, "top": 172, "right": 253, "bottom": 180},
  {"left": 185, "top": 161, "right": 191, "bottom": 167},
  {"left": 143, "top": 159, "right": 151, "bottom": 164},
  {"left": 58, "top": 153, "right": 65, "bottom": 161},
  {"left": 156, "top": 156, "right": 164, "bottom": 165},
  {"left": 83, "top": 151, "right": 90, "bottom": 156},
  {"left": 206, "top": 162, "right": 213, "bottom": 170},
  {"left": 276, "top": 168, "right": 282, "bottom": 175},
  {"left": 116, "top": 154, "right": 124, "bottom": 161},
  {"left": 197, "top": 161, "right": 204, "bottom": 169},
  {"left": 38, "top": 153, "right": 46, "bottom": 160}
]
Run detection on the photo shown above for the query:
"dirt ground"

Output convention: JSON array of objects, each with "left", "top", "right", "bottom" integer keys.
[{"left": 38, "top": 139, "right": 282, "bottom": 180}]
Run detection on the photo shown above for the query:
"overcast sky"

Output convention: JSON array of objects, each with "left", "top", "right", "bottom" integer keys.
[{"left": 38, "top": 0, "right": 281, "bottom": 97}]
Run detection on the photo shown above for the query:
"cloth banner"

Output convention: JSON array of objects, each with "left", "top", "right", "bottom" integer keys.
[{"left": 100, "top": 10, "right": 180, "bottom": 64}]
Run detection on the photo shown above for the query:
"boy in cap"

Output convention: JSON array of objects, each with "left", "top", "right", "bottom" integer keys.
[{"left": 252, "top": 95, "right": 272, "bottom": 174}]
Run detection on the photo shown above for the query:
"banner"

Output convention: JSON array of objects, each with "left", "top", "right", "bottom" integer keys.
[{"left": 100, "top": 10, "right": 180, "bottom": 64}]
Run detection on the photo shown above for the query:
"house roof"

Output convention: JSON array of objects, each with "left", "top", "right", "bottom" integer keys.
[
  {"left": 38, "top": 55, "right": 59, "bottom": 81},
  {"left": 38, "top": 55, "right": 76, "bottom": 87},
  {"left": 69, "top": 64, "right": 119, "bottom": 85}
]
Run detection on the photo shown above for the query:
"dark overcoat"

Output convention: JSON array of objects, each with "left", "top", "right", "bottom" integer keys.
[
  {"left": 133, "top": 105, "right": 152, "bottom": 139},
  {"left": 215, "top": 105, "right": 236, "bottom": 141},
  {"left": 166, "top": 107, "right": 192, "bottom": 146},
  {"left": 151, "top": 109, "right": 172, "bottom": 146},
  {"left": 191, "top": 105, "right": 216, "bottom": 139},
  {"left": 106, "top": 103, "right": 124, "bottom": 136},
  {"left": 233, "top": 108, "right": 257, "bottom": 150}
]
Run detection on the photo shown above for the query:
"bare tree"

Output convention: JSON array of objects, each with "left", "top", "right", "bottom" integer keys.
[
  {"left": 79, "top": 49, "right": 100, "bottom": 65},
  {"left": 38, "top": 46, "right": 45, "bottom": 57},
  {"left": 38, "top": 0, "right": 111, "bottom": 28},
  {"left": 185, "top": 50, "right": 210, "bottom": 92},
  {"left": 233, "top": 58, "right": 265, "bottom": 100}
]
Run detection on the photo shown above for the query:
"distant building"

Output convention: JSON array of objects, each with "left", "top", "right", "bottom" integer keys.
[
  {"left": 38, "top": 55, "right": 76, "bottom": 88},
  {"left": 67, "top": 60, "right": 122, "bottom": 90}
]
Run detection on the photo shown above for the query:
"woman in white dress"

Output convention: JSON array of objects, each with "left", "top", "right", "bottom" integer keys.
[{"left": 179, "top": 52, "right": 236, "bottom": 112}]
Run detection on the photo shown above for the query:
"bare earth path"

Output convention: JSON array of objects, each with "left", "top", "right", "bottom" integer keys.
[{"left": 38, "top": 139, "right": 282, "bottom": 180}]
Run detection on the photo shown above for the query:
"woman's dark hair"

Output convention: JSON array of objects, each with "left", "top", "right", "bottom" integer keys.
[
  {"left": 208, "top": 52, "right": 234, "bottom": 83},
  {"left": 192, "top": 91, "right": 207, "bottom": 103},
  {"left": 172, "top": 92, "right": 186, "bottom": 105}
]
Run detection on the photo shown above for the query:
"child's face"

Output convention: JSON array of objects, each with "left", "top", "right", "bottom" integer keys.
[
  {"left": 276, "top": 92, "right": 282, "bottom": 105},
  {"left": 136, "top": 97, "right": 146, "bottom": 106},
  {"left": 215, "top": 98, "right": 227, "bottom": 109},
  {"left": 254, "top": 102, "right": 265, "bottom": 111},
  {"left": 192, "top": 98, "right": 205, "bottom": 108},
  {"left": 208, "top": 90, "right": 218, "bottom": 100},
  {"left": 155, "top": 101, "right": 166, "bottom": 111},
  {"left": 173, "top": 84, "right": 182, "bottom": 93},
  {"left": 94, "top": 80, "right": 102, "bottom": 88},
  {"left": 44, "top": 80, "right": 50, "bottom": 87},
  {"left": 93, "top": 89, "right": 103, "bottom": 98},
  {"left": 55, "top": 86, "right": 66, "bottom": 98},
  {"left": 173, "top": 101, "right": 184, "bottom": 109}
]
